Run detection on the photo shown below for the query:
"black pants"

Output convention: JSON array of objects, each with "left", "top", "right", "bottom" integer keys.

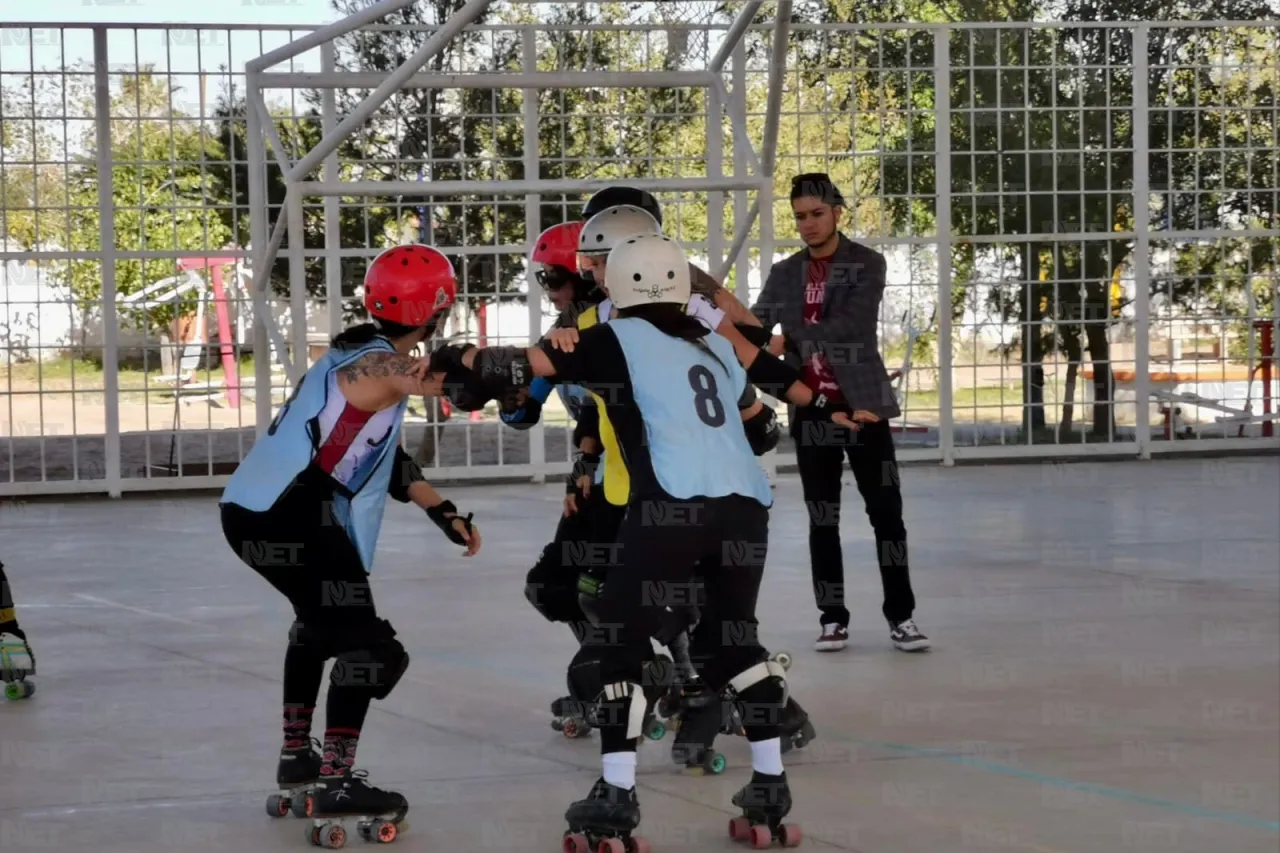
[
  {"left": 525, "top": 486, "right": 628, "bottom": 626},
  {"left": 221, "top": 481, "right": 398, "bottom": 735},
  {"left": 586, "top": 493, "right": 778, "bottom": 750},
  {"left": 792, "top": 411, "right": 915, "bottom": 627}
]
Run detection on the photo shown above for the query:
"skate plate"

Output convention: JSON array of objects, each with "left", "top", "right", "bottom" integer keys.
[
  {"left": 562, "top": 827, "right": 651, "bottom": 853},
  {"left": 266, "top": 783, "right": 317, "bottom": 819},
  {"left": 307, "top": 808, "right": 408, "bottom": 848},
  {"left": 3, "top": 678, "right": 34, "bottom": 700},
  {"left": 729, "top": 815, "right": 802, "bottom": 848}
]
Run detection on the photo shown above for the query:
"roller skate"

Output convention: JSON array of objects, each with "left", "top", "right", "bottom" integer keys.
[
  {"left": 670, "top": 699, "right": 728, "bottom": 775},
  {"left": 769, "top": 651, "right": 792, "bottom": 672},
  {"left": 265, "top": 738, "right": 322, "bottom": 819},
  {"left": 562, "top": 777, "right": 649, "bottom": 853},
  {"left": 637, "top": 653, "right": 677, "bottom": 742},
  {"left": 779, "top": 698, "right": 817, "bottom": 755},
  {"left": 551, "top": 695, "right": 596, "bottom": 739},
  {"left": 729, "top": 771, "right": 802, "bottom": 848},
  {"left": 306, "top": 768, "right": 409, "bottom": 848},
  {"left": 0, "top": 630, "right": 35, "bottom": 700}
]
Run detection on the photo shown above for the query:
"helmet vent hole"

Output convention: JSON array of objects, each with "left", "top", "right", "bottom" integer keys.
[
  {"left": 633, "top": 273, "right": 642, "bottom": 281},
  {"left": 667, "top": 270, "right": 675, "bottom": 279},
  {"left": 401, "top": 258, "right": 409, "bottom": 266},
  {"left": 389, "top": 296, "right": 399, "bottom": 304}
]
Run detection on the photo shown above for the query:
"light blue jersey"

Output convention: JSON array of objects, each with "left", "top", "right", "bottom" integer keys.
[
  {"left": 220, "top": 338, "right": 409, "bottom": 572},
  {"left": 609, "top": 318, "right": 772, "bottom": 508}
]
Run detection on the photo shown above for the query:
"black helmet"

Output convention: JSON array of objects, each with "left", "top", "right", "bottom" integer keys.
[{"left": 581, "top": 186, "right": 663, "bottom": 227}]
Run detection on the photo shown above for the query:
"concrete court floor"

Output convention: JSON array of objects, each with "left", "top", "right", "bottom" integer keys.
[{"left": 0, "top": 456, "right": 1277, "bottom": 853}]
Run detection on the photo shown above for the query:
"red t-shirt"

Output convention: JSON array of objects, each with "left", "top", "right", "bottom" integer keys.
[{"left": 801, "top": 256, "right": 845, "bottom": 401}]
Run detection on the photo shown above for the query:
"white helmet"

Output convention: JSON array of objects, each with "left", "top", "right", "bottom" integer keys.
[
  {"left": 578, "top": 204, "right": 661, "bottom": 256},
  {"left": 605, "top": 233, "right": 691, "bottom": 311}
]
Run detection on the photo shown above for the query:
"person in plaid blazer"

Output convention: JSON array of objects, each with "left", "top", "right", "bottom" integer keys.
[{"left": 750, "top": 173, "right": 929, "bottom": 654}]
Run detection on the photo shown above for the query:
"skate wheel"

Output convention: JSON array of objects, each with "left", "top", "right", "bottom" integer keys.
[
  {"left": 307, "top": 824, "right": 323, "bottom": 846},
  {"left": 629, "top": 835, "right": 651, "bottom": 853},
  {"left": 374, "top": 821, "right": 398, "bottom": 843},
  {"left": 4, "top": 680, "right": 33, "bottom": 700},
  {"left": 551, "top": 718, "right": 566, "bottom": 732},
  {"left": 706, "top": 753, "right": 727, "bottom": 775},
  {"left": 562, "top": 832, "right": 589, "bottom": 853},
  {"left": 292, "top": 794, "right": 315, "bottom": 818},
  {"left": 562, "top": 720, "right": 580, "bottom": 739},
  {"left": 729, "top": 817, "right": 751, "bottom": 840},
  {"left": 321, "top": 823, "right": 347, "bottom": 849},
  {"left": 748, "top": 825, "right": 772, "bottom": 849},
  {"left": 780, "top": 824, "right": 803, "bottom": 847},
  {"left": 645, "top": 719, "right": 666, "bottom": 741},
  {"left": 773, "top": 652, "right": 792, "bottom": 670},
  {"left": 597, "top": 838, "right": 625, "bottom": 853},
  {"left": 266, "top": 794, "right": 289, "bottom": 817}
]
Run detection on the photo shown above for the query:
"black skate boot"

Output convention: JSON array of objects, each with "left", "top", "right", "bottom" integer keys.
[
  {"left": 266, "top": 738, "right": 323, "bottom": 819},
  {"left": 780, "top": 697, "right": 817, "bottom": 754},
  {"left": 551, "top": 695, "right": 595, "bottom": 739},
  {"left": 636, "top": 654, "right": 676, "bottom": 742},
  {"left": 0, "top": 627, "right": 34, "bottom": 700},
  {"left": 670, "top": 698, "right": 728, "bottom": 775},
  {"left": 563, "top": 777, "right": 648, "bottom": 853},
  {"left": 307, "top": 769, "right": 409, "bottom": 848},
  {"left": 729, "top": 771, "right": 802, "bottom": 848}
]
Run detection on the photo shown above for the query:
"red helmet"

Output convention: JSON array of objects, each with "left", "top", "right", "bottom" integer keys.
[
  {"left": 531, "top": 221, "right": 584, "bottom": 272},
  {"left": 363, "top": 244, "right": 457, "bottom": 328}
]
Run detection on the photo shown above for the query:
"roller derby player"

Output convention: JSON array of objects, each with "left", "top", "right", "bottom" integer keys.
[
  {"left": 219, "top": 244, "right": 481, "bottom": 847},
  {"left": 432, "top": 234, "right": 856, "bottom": 851},
  {"left": 0, "top": 561, "right": 36, "bottom": 700}
]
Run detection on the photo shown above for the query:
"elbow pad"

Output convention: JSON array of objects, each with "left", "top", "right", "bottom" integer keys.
[
  {"left": 734, "top": 323, "right": 772, "bottom": 348},
  {"left": 745, "top": 350, "right": 802, "bottom": 399},
  {"left": 742, "top": 406, "right": 780, "bottom": 456},
  {"left": 442, "top": 365, "right": 493, "bottom": 412},
  {"left": 473, "top": 346, "right": 534, "bottom": 394}
]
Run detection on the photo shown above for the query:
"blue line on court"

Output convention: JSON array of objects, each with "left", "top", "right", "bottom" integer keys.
[
  {"left": 854, "top": 738, "right": 1280, "bottom": 832},
  {"left": 418, "top": 648, "right": 1280, "bottom": 833}
]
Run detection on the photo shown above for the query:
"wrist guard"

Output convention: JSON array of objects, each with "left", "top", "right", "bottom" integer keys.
[
  {"left": 442, "top": 365, "right": 493, "bottom": 412},
  {"left": 743, "top": 405, "right": 780, "bottom": 455},
  {"left": 567, "top": 451, "right": 601, "bottom": 494},
  {"left": 426, "top": 499, "right": 474, "bottom": 546},
  {"left": 429, "top": 343, "right": 475, "bottom": 372},
  {"left": 744, "top": 349, "right": 803, "bottom": 399}
]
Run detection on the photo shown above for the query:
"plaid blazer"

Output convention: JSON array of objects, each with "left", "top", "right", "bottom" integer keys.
[{"left": 750, "top": 233, "right": 901, "bottom": 420}]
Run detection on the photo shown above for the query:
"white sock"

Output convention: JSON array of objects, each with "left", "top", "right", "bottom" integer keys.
[
  {"left": 601, "top": 751, "right": 637, "bottom": 789},
  {"left": 750, "top": 737, "right": 784, "bottom": 775}
]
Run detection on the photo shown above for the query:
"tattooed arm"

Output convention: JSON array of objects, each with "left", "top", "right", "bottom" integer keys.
[{"left": 335, "top": 351, "right": 441, "bottom": 410}]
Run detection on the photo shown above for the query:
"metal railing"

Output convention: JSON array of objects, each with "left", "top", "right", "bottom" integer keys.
[{"left": 1, "top": 15, "right": 1276, "bottom": 497}]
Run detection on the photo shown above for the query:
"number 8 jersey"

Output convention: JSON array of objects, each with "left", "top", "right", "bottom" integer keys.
[{"left": 607, "top": 317, "right": 773, "bottom": 509}]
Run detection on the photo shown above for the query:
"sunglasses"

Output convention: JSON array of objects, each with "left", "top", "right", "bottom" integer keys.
[{"left": 536, "top": 267, "right": 574, "bottom": 291}]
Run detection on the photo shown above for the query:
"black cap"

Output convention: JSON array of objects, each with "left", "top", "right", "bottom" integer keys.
[{"left": 790, "top": 172, "right": 846, "bottom": 207}]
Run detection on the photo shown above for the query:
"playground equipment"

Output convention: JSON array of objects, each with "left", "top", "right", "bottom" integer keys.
[{"left": 887, "top": 306, "right": 937, "bottom": 435}]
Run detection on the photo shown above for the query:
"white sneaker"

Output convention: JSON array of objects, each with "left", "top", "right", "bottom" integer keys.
[
  {"left": 889, "top": 619, "right": 931, "bottom": 652},
  {"left": 814, "top": 623, "right": 848, "bottom": 652}
]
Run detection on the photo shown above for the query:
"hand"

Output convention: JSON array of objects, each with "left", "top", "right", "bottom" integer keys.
[
  {"left": 830, "top": 412, "right": 860, "bottom": 431},
  {"left": 562, "top": 492, "right": 579, "bottom": 517},
  {"left": 767, "top": 335, "right": 786, "bottom": 356},
  {"left": 575, "top": 473, "right": 592, "bottom": 499},
  {"left": 450, "top": 516, "right": 481, "bottom": 556},
  {"left": 851, "top": 409, "right": 880, "bottom": 423},
  {"left": 547, "top": 327, "right": 580, "bottom": 352}
]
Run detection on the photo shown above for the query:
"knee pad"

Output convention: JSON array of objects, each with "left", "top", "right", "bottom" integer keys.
[
  {"left": 596, "top": 681, "right": 648, "bottom": 740},
  {"left": 727, "top": 659, "right": 789, "bottom": 728},
  {"left": 524, "top": 580, "right": 581, "bottom": 624},
  {"left": 651, "top": 607, "right": 686, "bottom": 648},
  {"left": 566, "top": 649, "right": 604, "bottom": 704},
  {"left": 331, "top": 639, "right": 409, "bottom": 701},
  {"left": 288, "top": 620, "right": 332, "bottom": 656}
]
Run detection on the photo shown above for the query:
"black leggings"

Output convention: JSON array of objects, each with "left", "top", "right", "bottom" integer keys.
[
  {"left": 585, "top": 493, "right": 776, "bottom": 749},
  {"left": 220, "top": 482, "right": 399, "bottom": 736}
]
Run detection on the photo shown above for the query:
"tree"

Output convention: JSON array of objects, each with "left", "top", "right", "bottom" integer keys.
[{"left": 62, "top": 70, "right": 232, "bottom": 335}]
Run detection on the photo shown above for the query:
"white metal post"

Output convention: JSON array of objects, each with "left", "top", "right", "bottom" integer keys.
[
  {"left": 934, "top": 32, "right": 955, "bottom": 466},
  {"left": 306, "top": 177, "right": 765, "bottom": 196},
  {"left": 247, "top": 70, "right": 274, "bottom": 431},
  {"left": 286, "top": 188, "right": 308, "bottom": 373},
  {"left": 263, "top": 70, "right": 716, "bottom": 90},
  {"left": 286, "top": 0, "right": 495, "bottom": 183},
  {"left": 94, "top": 28, "right": 122, "bottom": 496},
  {"left": 1132, "top": 24, "right": 1151, "bottom": 460},
  {"left": 255, "top": 95, "right": 296, "bottom": 177},
  {"left": 730, "top": 42, "right": 750, "bottom": 294},
  {"left": 522, "top": 26, "right": 546, "bottom": 482},
  {"left": 706, "top": 75, "right": 726, "bottom": 278},
  {"left": 709, "top": 0, "right": 765, "bottom": 72},
  {"left": 322, "top": 44, "right": 342, "bottom": 341},
  {"left": 758, "top": 3, "right": 791, "bottom": 179}
]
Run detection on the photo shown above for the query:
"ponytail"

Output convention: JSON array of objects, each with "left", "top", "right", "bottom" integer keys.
[
  {"left": 618, "top": 303, "right": 731, "bottom": 376},
  {"left": 331, "top": 316, "right": 434, "bottom": 350}
]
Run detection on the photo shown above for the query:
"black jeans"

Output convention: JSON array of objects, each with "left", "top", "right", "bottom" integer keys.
[
  {"left": 585, "top": 493, "right": 776, "bottom": 750},
  {"left": 792, "top": 410, "right": 915, "bottom": 627}
]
